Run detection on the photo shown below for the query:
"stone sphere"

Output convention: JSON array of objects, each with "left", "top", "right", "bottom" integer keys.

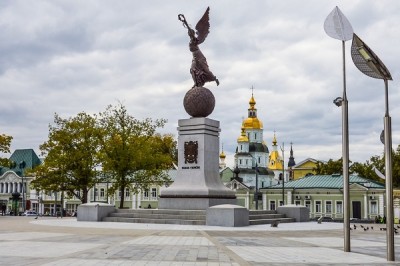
[{"left": 183, "top": 87, "right": 215, "bottom": 117}]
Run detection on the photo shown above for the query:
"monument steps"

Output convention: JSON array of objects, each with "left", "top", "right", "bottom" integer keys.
[
  {"left": 103, "top": 209, "right": 206, "bottom": 225},
  {"left": 249, "top": 210, "right": 296, "bottom": 225},
  {"left": 102, "top": 208, "right": 295, "bottom": 226}
]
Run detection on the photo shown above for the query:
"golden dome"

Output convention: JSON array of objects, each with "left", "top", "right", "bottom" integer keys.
[
  {"left": 243, "top": 117, "right": 263, "bottom": 129},
  {"left": 249, "top": 95, "right": 256, "bottom": 107},
  {"left": 219, "top": 150, "right": 226, "bottom": 159},
  {"left": 272, "top": 132, "right": 277, "bottom": 145},
  {"left": 237, "top": 127, "right": 249, "bottom": 142},
  {"left": 243, "top": 93, "right": 263, "bottom": 129}
]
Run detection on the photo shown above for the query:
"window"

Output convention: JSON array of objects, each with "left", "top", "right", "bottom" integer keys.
[
  {"left": 279, "top": 200, "right": 284, "bottom": 206},
  {"left": 125, "top": 188, "right": 130, "bottom": 198},
  {"left": 326, "top": 201, "right": 332, "bottom": 213},
  {"left": 305, "top": 200, "right": 311, "bottom": 212},
  {"left": 100, "top": 188, "right": 105, "bottom": 198},
  {"left": 143, "top": 190, "right": 149, "bottom": 199},
  {"left": 336, "top": 201, "right": 343, "bottom": 214},
  {"left": 295, "top": 200, "right": 301, "bottom": 206},
  {"left": 258, "top": 157, "right": 261, "bottom": 164},
  {"left": 371, "top": 201, "right": 378, "bottom": 214},
  {"left": 315, "top": 201, "right": 322, "bottom": 213},
  {"left": 151, "top": 188, "right": 157, "bottom": 199},
  {"left": 94, "top": 188, "right": 98, "bottom": 197},
  {"left": 270, "top": 201, "right": 276, "bottom": 210},
  {"left": 254, "top": 133, "right": 257, "bottom": 139},
  {"left": 239, "top": 159, "right": 242, "bottom": 164}
]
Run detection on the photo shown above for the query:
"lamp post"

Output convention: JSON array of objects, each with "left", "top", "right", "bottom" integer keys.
[
  {"left": 280, "top": 143, "right": 285, "bottom": 205},
  {"left": 350, "top": 33, "right": 394, "bottom": 261},
  {"left": 19, "top": 161, "right": 26, "bottom": 212},
  {"left": 324, "top": 6, "right": 353, "bottom": 253},
  {"left": 255, "top": 162, "right": 259, "bottom": 210},
  {"left": 250, "top": 155, "right": 259, "bottom": 210}
]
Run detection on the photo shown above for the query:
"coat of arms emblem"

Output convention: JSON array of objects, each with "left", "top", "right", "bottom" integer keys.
[{"left": 184, "top": 141, "right": 198, "bottom": 164}]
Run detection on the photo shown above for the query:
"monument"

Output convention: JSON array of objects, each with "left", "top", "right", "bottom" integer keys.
[{"left": 158, "top": 7, "right": 237, "bottom": 210}]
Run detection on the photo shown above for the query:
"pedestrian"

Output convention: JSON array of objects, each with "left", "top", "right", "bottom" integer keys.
[{"left": 1, "top": 204, "right": 6, "bottom": 216}]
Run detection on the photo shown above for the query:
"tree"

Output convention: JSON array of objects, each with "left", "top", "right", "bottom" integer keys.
[
  {"left": 314, "top": 158, "right": 345, "bottom": 175},
  {"left": 392, "top": 145, "right": 400, "bottom": 187},
  {"left": 98, "top": 104, "right": 175, "bottom": 208},
  {"left": 0, "top": 133, "right": 13, "bottom": 167},
  {"left": 312, "top": 145, "right": 400, "bottom": 187},
  {"left": 31, "top": 112, "right": 100, "bottom": 203}
]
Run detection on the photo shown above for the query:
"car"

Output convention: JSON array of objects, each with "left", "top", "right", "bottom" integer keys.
[{"left": 23, "top": 211, "right": 37, "bottom": 216}]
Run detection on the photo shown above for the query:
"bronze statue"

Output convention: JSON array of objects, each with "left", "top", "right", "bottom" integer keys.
[{"left": 178, "top": 7, "right": 219, "bottom": 88}]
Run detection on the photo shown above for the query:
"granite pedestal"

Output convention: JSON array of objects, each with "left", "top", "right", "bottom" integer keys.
[
  {"left": 159, "top": 117, "right": 236, "bottom": 210},
  {"left": 77, "top": 203, "right": 116, "bottom": 222},
  {"left": 206, "top": 204, "right": 249, "bottom": 227},
  {"left": 277, "top": 205, "right": 310, "bottom": 222}
]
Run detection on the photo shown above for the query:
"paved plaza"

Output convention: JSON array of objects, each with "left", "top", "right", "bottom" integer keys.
[{"left": 0, "top": 216, "right": 399, "bottom": 265}]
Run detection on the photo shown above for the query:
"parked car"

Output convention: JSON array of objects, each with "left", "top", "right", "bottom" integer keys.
[{"left": 23, "top": 210, "right": 37, "bottom": 216}]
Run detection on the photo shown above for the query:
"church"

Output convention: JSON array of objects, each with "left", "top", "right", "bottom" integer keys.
[{"left": 223, "top": 93, "right": 296, "bottom": 190}]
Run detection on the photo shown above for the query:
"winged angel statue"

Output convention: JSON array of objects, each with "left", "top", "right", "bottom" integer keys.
[{"left": 178, "top": 7, "right": 219, "bottom": 88}]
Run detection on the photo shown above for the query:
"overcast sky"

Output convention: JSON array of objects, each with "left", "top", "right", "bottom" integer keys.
[{"left": 1, "top": 0, "right": 400, "bottom": 168}]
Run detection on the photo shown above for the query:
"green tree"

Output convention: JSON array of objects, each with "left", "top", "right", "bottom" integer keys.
[
  {"left": 0, "top": 133, "right": 13, "bottom": 167},
  {"left": 31, "top": 112, "right": 100, "bottom": 203},
  {"left": 98, "top": 104, "right": 174, "bottom": 209},
  {"left": 314, "top": 158, "right": 345, "bottom": 175},
  {"left": 392, "top": 145, "right": 400, "bottom": 187},
  {"left": 312, "top": 145, "right": 400, "bottom": 187}
]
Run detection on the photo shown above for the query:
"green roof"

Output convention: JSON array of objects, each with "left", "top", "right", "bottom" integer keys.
[
  {"left": 0, "top": 149, "right": 41, "bottom": 176},
  {"left": 264, "top": 174, "right": 384, "bottom": 189}
]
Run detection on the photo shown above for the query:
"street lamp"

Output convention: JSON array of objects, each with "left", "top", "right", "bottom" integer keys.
[
  {"left": 280, "top": 143, "right": 285, "bottom": 205},
  {"left": 249, "top": 155, "right": 259, "bottom": 210},
  {"left": 19, "top": 161, "right": 26, "bottom": 212},
  {"left": 350, "top": 33, "right": 394, "bottom": 261},
  {"left": 255, "top": 162, "right": 259, "bottom": 210},
  {"left": 324, "top": 6, "right": 353, "bottom": 253}
]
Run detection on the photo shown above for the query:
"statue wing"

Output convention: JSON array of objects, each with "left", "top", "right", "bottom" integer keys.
[{"left": 195, "top": 7, "right": 210, "bottom": 44}]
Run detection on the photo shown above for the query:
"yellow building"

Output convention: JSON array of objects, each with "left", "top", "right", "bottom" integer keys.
[{"left": 290, "top": 158, "right": 320, "bottom": 180}]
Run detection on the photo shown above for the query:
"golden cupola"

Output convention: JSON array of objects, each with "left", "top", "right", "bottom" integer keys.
[
  {"left": 237, "top": 126, "right": 249, "bottom": 142},
  {"left": 243, "top": 94, "right": 263, "bottom": 130}
]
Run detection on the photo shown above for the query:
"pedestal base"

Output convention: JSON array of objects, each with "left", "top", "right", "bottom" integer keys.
[
  {"left": 159, "top": 117, "right": 235, "bottom": 210},
  {"left": 206, "top": 204, "right": 249, "bottom": 227},
  {"left": 158, "top": 197, "right": 237, "bottom": 210}
]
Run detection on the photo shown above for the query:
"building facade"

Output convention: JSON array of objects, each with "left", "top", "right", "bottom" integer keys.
[{"left": 261, "top": 174, "right": 386, "bottom": 220}]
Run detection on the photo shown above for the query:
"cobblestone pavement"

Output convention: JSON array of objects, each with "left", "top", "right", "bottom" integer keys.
[{"left": 0, "top": 216, "right": 399, "bottom": 265}]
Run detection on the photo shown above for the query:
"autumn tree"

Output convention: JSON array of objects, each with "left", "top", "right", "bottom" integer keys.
[
  {"left": 0, "top": 133, "right": 13, "bottom": 167},
  {"left": 98, "top": 104, "right": 174, "bottom": 208},
  {"left": 31, "top": 112, "right": 100, "bottom": 203}
]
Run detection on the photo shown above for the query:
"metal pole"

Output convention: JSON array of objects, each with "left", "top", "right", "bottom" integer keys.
[
  {"left": 22, "top": 176, "right": 25, "bottom": 212},
  {"left": 342, "top": 40, "right": 351, "bottom": 252},
  {"left": 281, "top": 143, "right": 285, "bottom": 205},
  {"left": 255, "top": 162, "right": 258, "bottom": 210},
  {"left": 383, "top": 79, "right": 394, "bottom": 261}
]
